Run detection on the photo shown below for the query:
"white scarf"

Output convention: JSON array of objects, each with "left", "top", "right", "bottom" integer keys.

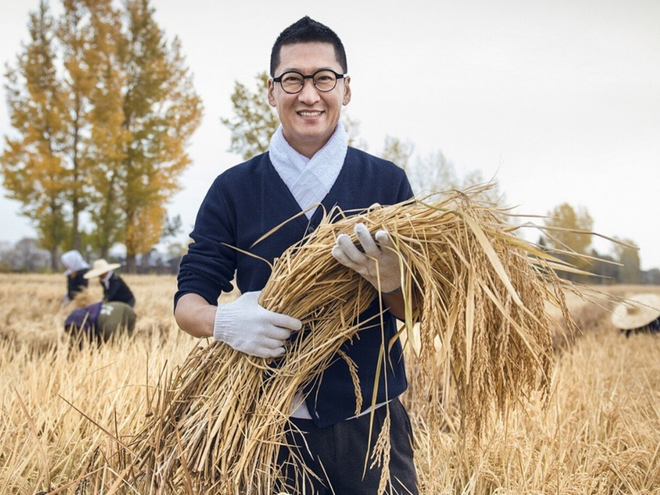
[
  {"left": 269, "top": 122, "right": 348, "bottom": 419},
  {"left": 102, "top": 271, "right": 113, "bottom": 289},
  {"left": 268, "top": 123, "right": 387, "bottom": 420},
  {"left": 268, "top": 122, "right": 348, "bottom": 219}
]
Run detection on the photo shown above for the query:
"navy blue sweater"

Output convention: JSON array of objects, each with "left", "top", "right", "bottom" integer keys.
[{"left": 176, "top": 148, "right": 414, "bottom": 427}]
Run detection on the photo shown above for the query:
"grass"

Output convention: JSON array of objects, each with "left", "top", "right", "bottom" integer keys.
[{"left": 1, "top": 273, "right": 660, "bottom": 494}]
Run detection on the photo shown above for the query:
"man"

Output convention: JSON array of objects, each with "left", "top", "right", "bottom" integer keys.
[{"left": 175, "top": 16, "right": 417, "bottom": 494}]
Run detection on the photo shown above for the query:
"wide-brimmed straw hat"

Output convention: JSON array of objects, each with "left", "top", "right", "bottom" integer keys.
[
  {"left": 84, "top": 259, "right": 121, "bottom": 279},
  {"left": 611, "top": 293, "right": 660, "bottom": 330}
]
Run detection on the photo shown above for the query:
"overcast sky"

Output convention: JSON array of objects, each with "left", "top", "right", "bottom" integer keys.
[{"left": 1, "top": 0, "right": 659, "bottom": 269}]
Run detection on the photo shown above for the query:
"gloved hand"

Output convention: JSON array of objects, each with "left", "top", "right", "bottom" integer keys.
[
  {"left": 213, "top": 291, "right": 302, "bottom": 358},
  {"left": 332, "top": 223, "right": 402, "bottom": 293}
]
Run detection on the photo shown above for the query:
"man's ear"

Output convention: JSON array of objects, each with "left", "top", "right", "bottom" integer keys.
[
  {"left": 342, "top": 76, "right": 352, "bottom": 106},
  {"left": 267, "top": 78, "right": 276, "bottom": 107}
]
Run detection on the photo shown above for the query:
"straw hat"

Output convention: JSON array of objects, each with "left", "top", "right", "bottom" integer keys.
[
  {"left": 611, "top": 293, "right": 660, "bottom": 330},
  {"left": 84, "top": 259, "right": 122, "bottom": 279}
]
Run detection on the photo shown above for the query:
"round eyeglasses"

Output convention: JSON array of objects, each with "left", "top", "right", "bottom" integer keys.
[{"left": 273, "top": 69, "right": 347, "bottom": 94}]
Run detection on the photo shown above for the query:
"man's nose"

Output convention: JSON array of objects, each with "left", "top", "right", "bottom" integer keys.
[{"left": 297, "top": 78, "right": 321, "bottom": 103}]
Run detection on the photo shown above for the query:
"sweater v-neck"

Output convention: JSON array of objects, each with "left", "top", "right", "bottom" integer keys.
[{"left": 264, "top": 152, "right": 349, "bottom": 232}]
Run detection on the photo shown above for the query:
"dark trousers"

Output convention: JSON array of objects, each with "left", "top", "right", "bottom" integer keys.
[{"left": 276, "top": 397, "right": 418, "bottom": 494}]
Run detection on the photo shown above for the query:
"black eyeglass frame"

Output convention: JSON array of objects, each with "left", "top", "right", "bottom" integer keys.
[{"left": 272, "top": 69, "right": 348, "bottom": 94}]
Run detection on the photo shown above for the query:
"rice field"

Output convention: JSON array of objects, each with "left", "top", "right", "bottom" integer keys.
[{"left": 2, "top": 274, "right": 660, "bottom": 494}]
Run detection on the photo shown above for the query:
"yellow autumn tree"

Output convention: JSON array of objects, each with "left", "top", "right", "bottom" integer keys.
[
  {"left": 543, "top": 202, "right": 595, "bottom": 280},
  {"left": 544, "top": 202, "right": 594, "bottom": 254},
  {"left": 82, "top": 0, "right": 129, "bottom": 258},
  {"left": 119, "top": 0, "right": 203, "bottom": 272},
  {"left": 51, "top": 0, "right": 135, "bottom": 257},
  {"left": 1, "top": 1, "right": 69, "bottom": 269},
  {"left": 2, "top": 0, "right": 202, "bottom": 270}
]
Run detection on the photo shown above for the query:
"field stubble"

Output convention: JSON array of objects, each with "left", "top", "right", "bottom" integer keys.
[{"left": 1, "top": 274, "right": 659, "bottom": 493}]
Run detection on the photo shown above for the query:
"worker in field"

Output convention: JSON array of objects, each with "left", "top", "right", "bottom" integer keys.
[
  {"left": 84, "top": 259, "right": 136, "bottom": 308},
  {"left": 174, "top": 16, "right": 417, "bottom": 494},
  {"left": 64, "top": 300, "right": 137, "bottom": 343},
  {"left": 612, "top": 293, "right": 660, "bottom": 337},
  {"left": 61, "top": 250, "right": 90, "bottom": 304}
]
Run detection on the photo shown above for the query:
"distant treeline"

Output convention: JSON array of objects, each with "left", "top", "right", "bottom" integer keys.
[
  {"left": 0, "top": 238, "right": 183, "bottom": 275},
  {"left": 1, "top": 236, "right": 658, "bottom": 285}
]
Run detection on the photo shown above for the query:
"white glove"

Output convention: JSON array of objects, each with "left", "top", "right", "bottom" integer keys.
[
  {"left": 332, "top": 223, "right": 402, "bottom": 293},
  {"left": 213, "top": 291, "right": 302, "bottom": 358}
]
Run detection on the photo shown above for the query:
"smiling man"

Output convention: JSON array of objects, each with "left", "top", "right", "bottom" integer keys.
[
  {"left": 175, "top": 16, "right": 417, "bottom": 494},
  {"left": 267, "top": 41, "right": 350, "bottom": 158}
]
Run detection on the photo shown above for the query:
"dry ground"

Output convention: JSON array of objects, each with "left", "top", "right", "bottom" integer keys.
[{"left": 1, "top": 274, "right": 659, "bottom": 494}]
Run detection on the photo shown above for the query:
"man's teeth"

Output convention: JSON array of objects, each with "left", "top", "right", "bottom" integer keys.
[{"left": 299, "top": 111, "right": 321, "bottom": 117}]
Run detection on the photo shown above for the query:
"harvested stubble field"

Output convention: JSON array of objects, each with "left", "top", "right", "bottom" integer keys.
[{"left": 1, "top": 274, "right": 660, "bottom": 494}]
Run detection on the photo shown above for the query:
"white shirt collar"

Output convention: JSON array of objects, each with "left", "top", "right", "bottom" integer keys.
[
  {"left": 268, "top": 122, "right": 348, "bottom": 219},
  {"left": 102, "top": 271, "right": 113, "bottom": 288}
]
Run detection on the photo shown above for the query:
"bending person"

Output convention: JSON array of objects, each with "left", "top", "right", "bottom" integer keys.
[
  {"left": 61, "top": 250, "right": 90, "bottom": 303},
  {"left": 64, "top": 300, "right": 136, "bottom": 343}
]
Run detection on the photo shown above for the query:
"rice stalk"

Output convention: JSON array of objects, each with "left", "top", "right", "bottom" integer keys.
[{"left": 129, "top": 184, "right": 575, "bottom": 493}]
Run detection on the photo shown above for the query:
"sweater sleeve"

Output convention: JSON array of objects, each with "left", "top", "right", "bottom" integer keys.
[{"left": 175, "top": 175, "right": 239, "bottom": 308}]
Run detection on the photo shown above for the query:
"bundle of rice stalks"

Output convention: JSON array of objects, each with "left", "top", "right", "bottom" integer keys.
[{"left": 130, "top": 185, "right": 575, "bottom": 493}]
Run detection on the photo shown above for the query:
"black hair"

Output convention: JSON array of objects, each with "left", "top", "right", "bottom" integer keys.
[{"left": 270, "top": 16, "right": 347, "bottom": 76}]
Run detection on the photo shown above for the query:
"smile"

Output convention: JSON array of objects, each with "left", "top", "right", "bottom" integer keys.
[{"left": 298, "top": 111, "right": 323, "bottom": 117}]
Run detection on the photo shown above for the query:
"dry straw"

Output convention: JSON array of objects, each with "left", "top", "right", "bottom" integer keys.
[{"left": 129, "top": 185, "right": 575, "bottom": 494}]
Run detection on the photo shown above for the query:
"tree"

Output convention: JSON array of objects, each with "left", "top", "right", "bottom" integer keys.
[
  {"left": 342, "top": 112, "right": 367, "bottom": 149},
  {"left": 543, "top": 203, "right": 594, "bottom": 254},
  {"left": 2, "top": 0, "right": 125, "bottom": 268},
  {"left": 56, "top": 0, "right": 115, "bottom": 252},
  {"left": 613, "top": 237, "right": 641, "bottom": 284},
  {"left": 0, "top": 241, "right": 14, "bottom": 272},
  {"left": 381, "top": 135, "right": 414, "bottom": 170},
  {"left": 1, "top": 0, "right": 124, "bottom": 267},
  {"left": 543, "top": 203, "right": 594, "bottom": 281},
  {"left": 380, "top": 138, "right": 504, "bottom": 205},
  {"left": 406, "top": 150, "right": 458, "bottom": 196},
  {"left": 588, "top": 248, "right": 619, "bottom": 284},
  {"left": 76, "top": 0, "right": 128, "bottom": 259},
  {"left": 161, "top": 213, "right": 183, "bottom": 240},
  {"left": 459, "top": 169, "right": 505, "bottom": 205},
  {"left": 1, "top": 1, "right": 70, "bottom": 270},
  {"left": 116, "top": 0, "right": 203, "bottom": 272},
  {"left": 0, "top": 238, "right": 50, "bottom": 272},
  {"left": 2, "top": 0, "right": 202, "bottom": 272},
  {"left": 221, "top": 72, "right": 279, "bottom": 160}
]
